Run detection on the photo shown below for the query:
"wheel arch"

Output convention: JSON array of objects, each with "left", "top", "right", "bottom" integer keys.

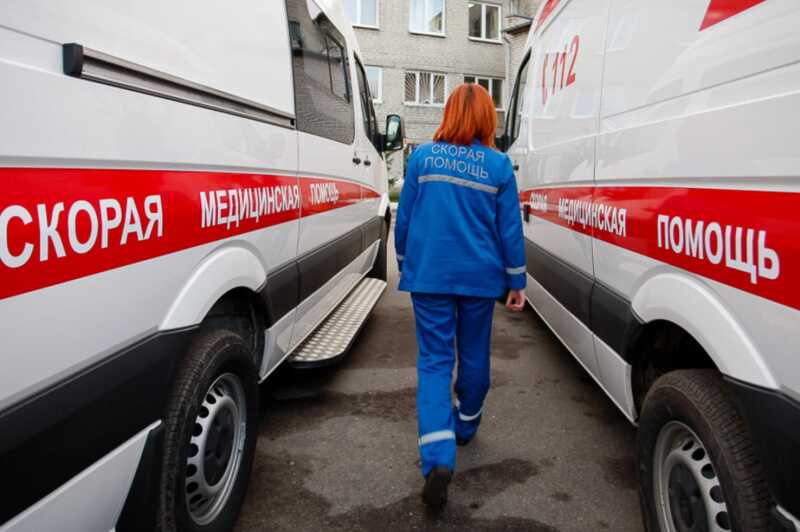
[
  {"left": 630, "top": 272, "right": 775, "bottom": 388},
  {"left": 160, "top": 245, "right": 268, "bottom": 331},
  {"left": 627, "top": 272, "right": 776, "bottom": 413}
]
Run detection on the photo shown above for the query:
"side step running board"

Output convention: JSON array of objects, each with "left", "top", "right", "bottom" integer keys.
[{"left": 288, "top": 277, "right": 387, "bottom": 368}]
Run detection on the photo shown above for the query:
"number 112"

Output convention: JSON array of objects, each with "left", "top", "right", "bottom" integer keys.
[{"left": 541, "top": 35, "right": 580, "bottom": 106}]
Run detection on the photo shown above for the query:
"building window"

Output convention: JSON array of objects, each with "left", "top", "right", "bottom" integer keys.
[
  {"left": 365, "top": 66, "right": 382, "bottom": 103},
  {"left": 405, "top": 71, "right": 446, "bottom": 106},
  {"left": 409, "top": 0, "right": 445, "bottom": 36},
  {"left": 465, "top": 75, "right": 503, "bottom": 109},
  {"left": 468, "top": 2, "right": 501, "bottom": 42},
  {"left": 344, "top": 0, "right": 378, "bottom": 28}
]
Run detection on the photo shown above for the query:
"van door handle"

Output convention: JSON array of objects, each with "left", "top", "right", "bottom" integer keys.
[
  {"left": 353, "top": 157, "right": 362, "bottom": 165},
  {"left": 363, "top": 159, "right": 372, "bottom": 167}
]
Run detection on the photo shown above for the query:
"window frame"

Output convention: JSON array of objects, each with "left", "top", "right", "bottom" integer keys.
[
  {"left": 468, "top": 2, "right": 502, "bottom": 43},
  {"left": 404, "top": 70, "right": 448, "bottom": 107},
  {"left": 409, "top": 0, "right": 446, "bottom": 37},
  {"left": 323, "top": 32, "right": 352, "bottom": 103},
  {"left": 286, "top": 0, "right": 356, "bottom": 145},
  {"left": 345, "top": 0, "right": 380, "bottom": 29},
  {"left": 365, "top": 65, "right": 383, "bottom": 104},
  {"left": 464, "top": 75, "right": 504, "bottom": 110},
  {"left": 354, "top": 54, "right": 380, "bottom": 149},
  {"left": 504, "top": 50, "right": 531, "bottom": 146}
]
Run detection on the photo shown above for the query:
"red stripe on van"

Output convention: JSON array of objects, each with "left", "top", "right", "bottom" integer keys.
[
  {"left": 300, "top": 177, "right": 362, "bottom": 216},
  {"left": 362, "top": 187, "right": 382, "bottom": 200},
  {"left": 700, "top": 0, "right": 767, "bottom": 30},
  {"left": 0, "top": 168, "right": 381, "bottom": 300},
  {"left": 520, "top": 186, "right": 800, "bottom": 311},
  {"left": 535, "top": 0, "right": 561, "bottom": 31}
]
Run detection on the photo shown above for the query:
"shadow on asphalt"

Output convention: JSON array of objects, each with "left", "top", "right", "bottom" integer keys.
[{"left": 236, "top": 231, "right": 641, "bottom": 532}]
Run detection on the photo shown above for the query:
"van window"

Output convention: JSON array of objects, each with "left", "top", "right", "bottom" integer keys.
[
  {"left": 506, "top": 51, "right": 531, "bottom": 146},
  {"left": 355, "top": 55, "right": 379, "bottom": 149},
  {"left": 286, "top": 0, "right": 355, "bottom": 144}
]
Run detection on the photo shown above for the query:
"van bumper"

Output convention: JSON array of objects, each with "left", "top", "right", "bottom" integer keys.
[{"left": 725, "top": 377, "right": 800, "bottom": 528}]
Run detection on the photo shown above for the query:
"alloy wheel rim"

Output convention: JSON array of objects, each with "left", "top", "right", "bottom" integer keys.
[
  {"left": 654, "top": 421, "right": 731, "bottom": 532},
  {"left": 184, "top": 373, "right": 247, "bottom": 525}
]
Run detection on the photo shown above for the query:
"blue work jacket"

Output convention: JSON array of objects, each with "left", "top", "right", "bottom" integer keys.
[{"left": 394, "top": 140, "right": 526, "bottom": 298}]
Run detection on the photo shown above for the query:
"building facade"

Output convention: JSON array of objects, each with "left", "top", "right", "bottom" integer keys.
[
  {"left": 344, "top": 0, "right": 540, "bottom": 182},
  {"left": 505, "top": 0, "right": 539, "bottom": 83}
]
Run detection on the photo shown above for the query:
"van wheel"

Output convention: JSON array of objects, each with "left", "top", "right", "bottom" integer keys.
[
  {"left": 637, "top": 370, "right": 770, "bottom": 532},
  {"left": 157, "top": 329, "right": 259, "bottom": 532},
  {"left": 368, "top": 219, "right": 388, "bottom": 281}
]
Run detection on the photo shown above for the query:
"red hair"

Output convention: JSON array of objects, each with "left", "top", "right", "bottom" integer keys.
[{"left": 433, "top": 83, "right": 497, "bottom": 148}]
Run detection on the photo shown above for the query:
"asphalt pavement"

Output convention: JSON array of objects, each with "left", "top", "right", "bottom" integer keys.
[{"left": 236, "top": 236, "right": 643, "bottom": 532}]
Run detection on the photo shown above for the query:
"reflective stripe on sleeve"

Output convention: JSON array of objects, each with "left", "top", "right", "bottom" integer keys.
[
  {"left": 418, "top": 174, "right": 498, "bottom": 195},
  {"left": 505, "top": 266, "right": 526, "bottom": 275},
  {"left": 418, "top": 430, "right": 456, "bottom": 446}
]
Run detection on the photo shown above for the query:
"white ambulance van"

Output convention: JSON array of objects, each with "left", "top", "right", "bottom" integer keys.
[
  {"left": 0, "top": 1, "right": 403, "bottom": 530},
  {"left": 501, "top": 1, "right": 799, "bottom": 530}
]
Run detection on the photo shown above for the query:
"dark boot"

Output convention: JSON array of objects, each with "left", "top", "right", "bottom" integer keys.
[{"left": 422, "top": 466, "right": 452, "bottom": 508}]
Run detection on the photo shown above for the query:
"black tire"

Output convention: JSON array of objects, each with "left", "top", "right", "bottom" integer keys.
[
  {"left": 368, "top": 218, "right": 388, "bottom": 281},
  {"left": 637, "top": 370, "right": 771, "bottom": 532},
  {"left": 157, "top": 329, "right": 259, "bottom": 532}
]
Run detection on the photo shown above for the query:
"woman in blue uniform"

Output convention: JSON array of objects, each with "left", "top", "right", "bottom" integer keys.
[{"left": 395, "top": 83, "right": 526, "bottom": 507}]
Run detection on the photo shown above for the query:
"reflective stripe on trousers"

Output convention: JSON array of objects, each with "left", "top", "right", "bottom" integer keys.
[
  {"left": 412, "top": 293, "right": 495, "bottom": 477},
  {"left": 455, "top": 399, "right": 483, "bottom": 421},
  {"left": 419, "top": 430, "right": 456, "bottom": 446}
]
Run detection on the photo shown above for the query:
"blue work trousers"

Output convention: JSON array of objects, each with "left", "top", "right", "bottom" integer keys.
[{"left": 411, "top": 293, "right": 495, "bottom": 477}]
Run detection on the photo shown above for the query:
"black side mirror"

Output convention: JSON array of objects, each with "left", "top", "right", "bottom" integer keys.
[
  {"left": 383, "top": 114, "right": 404, "bottom": 152},
  {"left": 495, "top": 133, "right": 509, "bottom": 152}
]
